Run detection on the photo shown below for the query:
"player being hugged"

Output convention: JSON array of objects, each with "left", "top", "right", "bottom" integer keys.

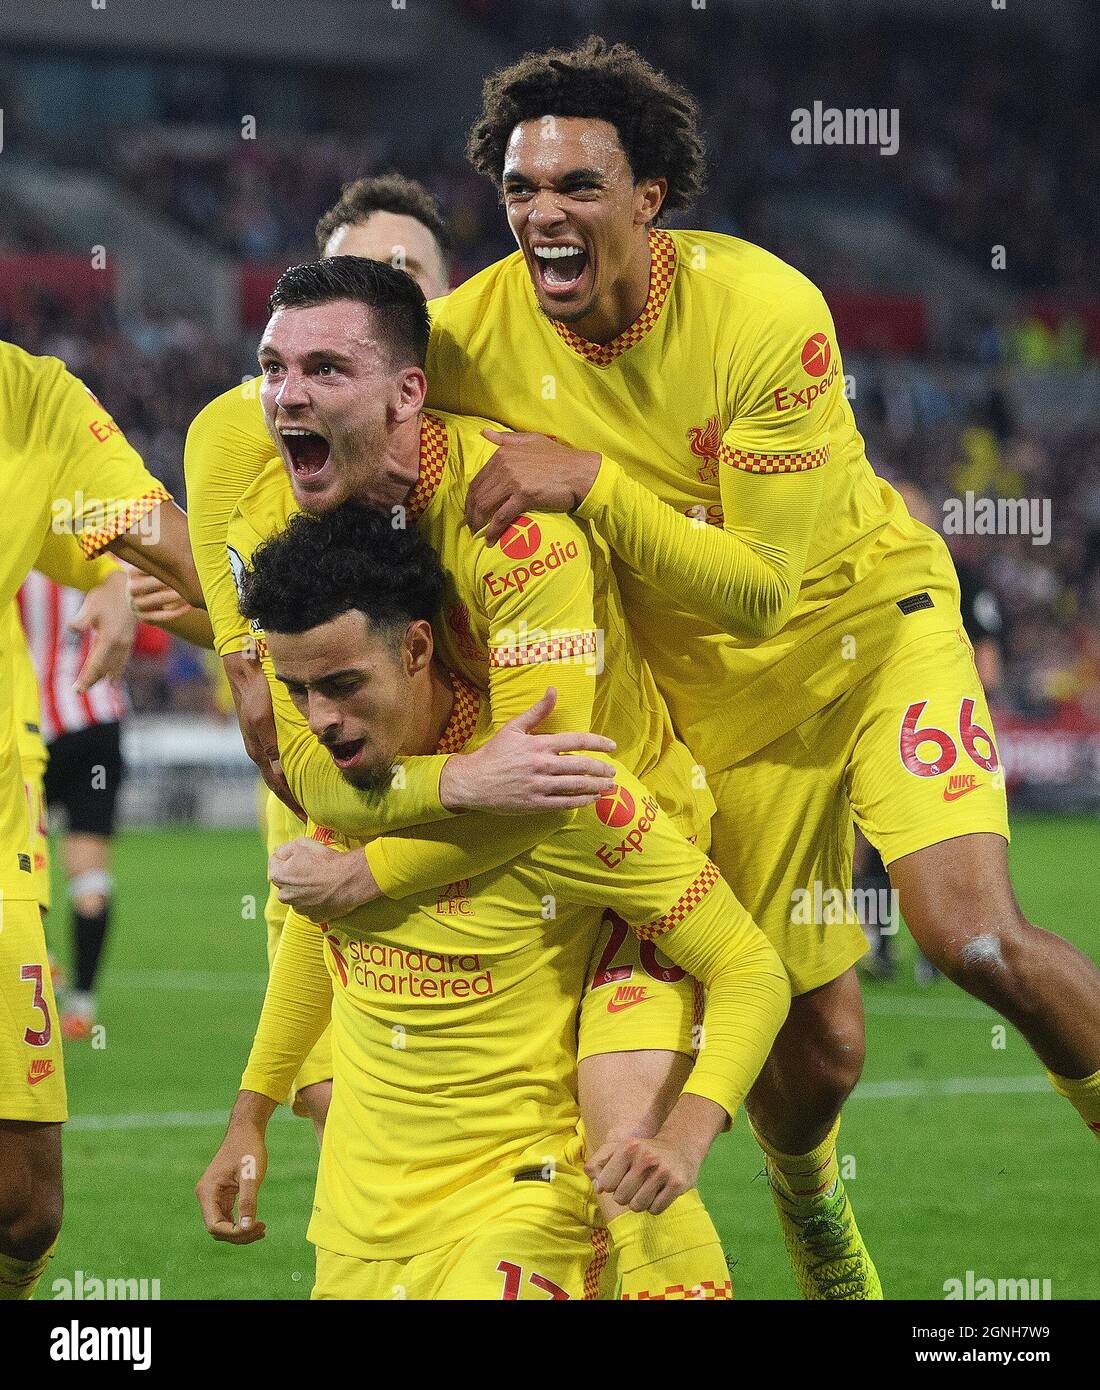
[{"left": 195, "top": 506, "right": 790, "bottom": 1300}]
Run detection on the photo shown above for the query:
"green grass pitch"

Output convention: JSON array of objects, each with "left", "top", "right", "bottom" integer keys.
[{"left": 41, "top": 813, "right": 1098, "bottom": 1300}]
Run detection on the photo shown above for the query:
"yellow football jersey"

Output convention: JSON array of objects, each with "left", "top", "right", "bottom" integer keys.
[
  {"left": 243, "top": 678, "right": 788, "bottom": 1260},
  {"left": 0, "top": 342, "right": 169, "bottom": 897},
  {"left": 185, "top": 232, "right": 961, "bottom": 776},
  {"left": 224, "top": 408, "right": 710, "bottom": 899},
  {"left": 425, "top": 229, "right": 962, "bottom": 772}
]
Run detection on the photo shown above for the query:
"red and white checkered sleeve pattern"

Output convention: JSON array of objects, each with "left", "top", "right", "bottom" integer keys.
[
  {"left": 633, "top": 861, "right": 722, "bottom": 942},
  {"left": 77, "top": 486, "right": 172, "bottom": 558}
]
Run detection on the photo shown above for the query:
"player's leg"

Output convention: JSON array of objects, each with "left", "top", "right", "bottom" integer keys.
[
  {"left": 44, "top": 723, "right": 123, "bottom": 1041},
  {"left": 0, "top": 900, "right": 67, "bottom": 1299},
  {"left": 851, "top": 628, "right": 1100, "bottom": 1140},
  {"left": 708, "top": 736, "right": 880, "bottom": 1300},
  {"left": 0, "top": 1121, "right": 63, "bottom": 1299},
  {"left": 60, "top": 829, "right": 111, "bottom": 1039},
  {"left": 577, "top": 917, "right": 732, "bottom": 1298},
  {"left": 890, "top": 834, "right": 1100, "bottom": 1136}
]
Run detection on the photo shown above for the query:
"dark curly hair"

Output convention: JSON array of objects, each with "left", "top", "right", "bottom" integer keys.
[
  {"left": 268, "top": 256, "right": 430, "bottom": 368},
  {"left": 239, "top": 503, "right": 445, "bottom": 639},
  {"left": 315, "top": 171, "right": 452, "bottom": 260},
  {"left": 466, "top": 35, "right": 706, "bottom": 218}
]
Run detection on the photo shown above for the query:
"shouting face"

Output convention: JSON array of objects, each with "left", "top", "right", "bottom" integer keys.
[
  {"left": 258, "top": 299, "right": 422, "bottom": 515},
  {"left": 501, "top": 116, "right": 666, "bottom": 337}
]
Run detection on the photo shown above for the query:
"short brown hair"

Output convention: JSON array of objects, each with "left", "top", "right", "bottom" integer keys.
[
  {"left": 268, "top": 256, "right": 430, "bottom": 369},
  {"left": 314, "top": 172, "right": 451, "bottom": 259},
  {"left": 466, "top": 36, "right": 706, "bottom": 218}
]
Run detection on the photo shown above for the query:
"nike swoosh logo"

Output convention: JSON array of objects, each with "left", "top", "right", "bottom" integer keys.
[
  {"left": 943, "top": 784, "right": 981, "bottom": 801},
  {"left": 28, "top": 1067, "right": 55, "bottom": 1085},
  {"left": 607, "top": 994, "right": 651, "bottom": 1014}
]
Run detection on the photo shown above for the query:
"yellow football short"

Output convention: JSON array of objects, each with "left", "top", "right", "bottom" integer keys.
[
  {"left": 577, "top": 908, "right": 701, "bottom": 1062},
  {"left": 312, "top": 1184, "right": 613, "bottom": 1301},
  {"left": 708, "top": 627, "right": 1009, "bottom": 996},
  {"left": 0, "top": 897, "right": 67, "bottom": 1121},
  {"left": 263, "top": 789, "right": 332, "bottom": 1115},
  {"left": 23, "top": 768, "right": 50, "bottom": 913}
]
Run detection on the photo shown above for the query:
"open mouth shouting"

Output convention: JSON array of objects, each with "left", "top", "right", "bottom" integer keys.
[
  {"left": 324, "top": 736, "right": 365, "bottom": 771},
  {"left": 280, "top": 426, "right": 332, "bottom": 487},
  {"left": 531, "top": 241, "right": 591, "bottom": 301}
]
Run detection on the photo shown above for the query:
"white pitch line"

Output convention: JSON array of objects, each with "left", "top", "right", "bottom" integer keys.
[
  {"left": 851, "top": 1075, "right": 1049, "bottom": 1101},
  {"left": 65, "top": 1077, "right": 1051, "bottom": 1132}
]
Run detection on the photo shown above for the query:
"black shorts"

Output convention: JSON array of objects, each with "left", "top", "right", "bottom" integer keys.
[{"left": 44, "top": 722, "right": 125, "bottom": 837}]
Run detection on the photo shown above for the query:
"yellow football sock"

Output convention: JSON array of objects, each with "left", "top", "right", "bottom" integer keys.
[
  {"left": 1047, "top": 1066, "right": 1100, "bottom": 1140},
  {"left": 609, "top": 1189, "right": 732, "bottom": 1300},
  {"left": 751, "top": 1115, "right": 882, "bottom": 1300},
  {"left": 754, "top": 1116, "right": 841, "bottom": 1205},
  {"left": 0, "top": 1241, "right": 56, "bottom": 1300}
]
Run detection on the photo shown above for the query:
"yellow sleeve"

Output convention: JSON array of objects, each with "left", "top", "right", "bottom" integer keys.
[
  {"left": 576, "top": 290, "right": 836, "bottom": 640},
  {"left": 532, "top": 764, "right": 791, "bottom": 1120},
  {"left": 184, "top": 384, "right": 274, "bottom": 656},
  {"left": 480, "top": 509, "right": 598, "bottom": 728},
  {"left": 33, "top": 528, "right": 119, "bottom": 592},
  {"left": 364, "top": 509, "right": 600, "bottom": 899},
  {"left": 366, "top": 807, "right": 567, "bottom": 898},
  {"left": 240, "top": 910, "right": 331, "bottom": 1104},
  {"left": 38, "top": 360, "right": 171, "bottom": 557},
  {"left": 652, "top": 874, "right": 790, "bottom": 1119}
]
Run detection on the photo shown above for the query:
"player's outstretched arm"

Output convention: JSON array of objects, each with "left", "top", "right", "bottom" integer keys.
[
  {"left": 588, "top": 877, "right": 790, "bottom": 1212},
  {"left": 467, "top": 429, "right": 823, "bottom": 641},
  {"left": 535, "top": 770, "right": 791, "bottom": 1210},
  {"left": 466, "top": 288, "right": 842, "bottom": 640},
  {"left": 108, "top": 499, "right": 205, "bottom": 612}
]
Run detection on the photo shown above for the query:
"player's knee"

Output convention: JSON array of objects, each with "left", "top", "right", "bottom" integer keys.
[
  {"left": 923, "top": 909, "right": 1032, "bottom": 1006},
  {"left": 73, "top": 892, "right": 108, "bottom": 917},
  {"left": 0, "top": 1180, "right": 62, "bottom": 1262},
  {"left": 808, "top": 1027, "right": 865, "bottom": 1108}
]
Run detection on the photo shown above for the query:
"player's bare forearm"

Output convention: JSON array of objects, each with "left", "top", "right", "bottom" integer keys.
[
  {"left": 223, "top": 649, "right": 306, "bottom": 820},
  {"left": 228, "top": 1089, "right": 279, "bottom": 1134},
  {"left": 159, "top": 605, "right": 215, "bottom": 650},
  {"left": 655, "top": 1093, "right": 729, "bottom": 1168},
  {"left": 109, "top": 500, "right": 206, "bottom": 610},
  {"left": 270, "top": 838, "right": 380, "bottom": 919},
  {"left": 127, "top": 569, "right": 216, "bottom": 648},
  {"left": 585, "top": 1100, "right": 725, "bottom": 1215}
]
